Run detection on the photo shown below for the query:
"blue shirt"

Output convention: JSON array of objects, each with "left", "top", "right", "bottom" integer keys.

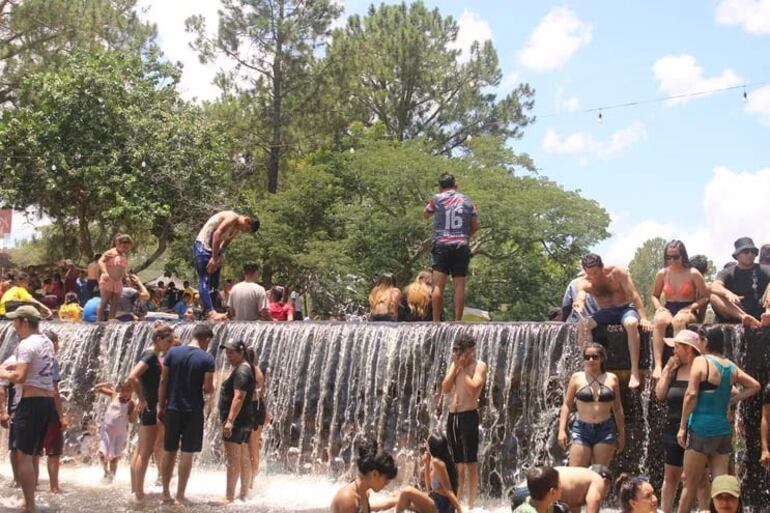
[
  {"left": 424, "top": 189, "right": 477, "bottom": 246},
  {"left": 82, "top": 297, "right": 101, "bottom": 322},
  {"left": 163, "top": 345, "right": 215, "bottom": 413},
  {"left": 174, "top": 300, "right": 188, "bottom": 319}
]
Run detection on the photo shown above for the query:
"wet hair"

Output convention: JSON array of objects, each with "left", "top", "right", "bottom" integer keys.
[
  {"left": 405, "top": 271, "right": 432, "bottom": 319},
  {"left": 690, "top": 254, "right": 709, "bottom": 276},
  {"left": 453, "top": 334, "right": 476, "bottom": 351},
  {"left": 355, "top": 438, "right": 397, "bottom": 479},
  {"left": 664, "top": 240, "right": 690, "bottom": 268},
  {"left": 368, "top": 274, "right": 397, "bottom": 310},
  {"left": 581, "top": 253, "right": 603, "bottom": 269},
  {"left": 192, "top": 323, "right": 214, "bottom": 341},
  {"left": 152, "top": 323, "right": 174, "bottom": 343},
  {"left": 247, "top": 216, "right": 260, "bottom": 233},
  {"left": 702, "top": 326, "right": 725, "bottom": 355},
  {"left": 243, "top": 261, "right": 259, "bottom": 275},
  {"left": 114, "top": 233, "right": 132, "bottom": 245},
  {"left": 270, "top": 285, "right": 285, "bottom": 303},
  {"left": 584, "top": 342, "right": 607, "bottom": 373},
  {"left": 428, "top": 433, "right": 458, "bottom": 493},
  {"left": 438, "top": 173, "right": 456, "bottom": 189},
  {"left": 527, "top": 466, "right": 560, "bottom": 501},
  {"left": 615, "top": 474, "right": 648, "bottom": 513}
]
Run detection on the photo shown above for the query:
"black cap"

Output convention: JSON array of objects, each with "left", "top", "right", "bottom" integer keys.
[
  {"left": 732, "top": 237, "right": 758, "bottom": 259},
  {"left": 220, "top": 339, "right": 247, "bottom": 352}
]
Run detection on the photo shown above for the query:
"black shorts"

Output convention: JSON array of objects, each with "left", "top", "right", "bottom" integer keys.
[
  {"left": 42, "top": 414, "right": 64, "bottom": 456},
  {"left": 447, "top": 409, "right": 479, "bottom": 463},
  {"left": 664, "top": 424, "right": 684, "bottom": 467},
  {"left": 431, "top": 244, "right": 471, "bottom": 278},
  {"left": 140, "top": 403, "right": 158, "bottom": 426},
  {"left": 164, "top": 409, "right": 204, "bottom": 453},
  {"left": 223, "top": 424, "right": 252, "bottom": 445},
  {"left": 253, "top": 400, "right": 266, "bottom": 429},
  {"left": 13, "top": 397, "right": 55, "bottom": 456}
]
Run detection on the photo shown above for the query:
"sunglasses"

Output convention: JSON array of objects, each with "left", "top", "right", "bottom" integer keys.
[
  {"left": 583, "top": 353, "right": 601, "bottom": 361},
  {"left": 664, "top": 254, "right": 681, "bottom": 260}
]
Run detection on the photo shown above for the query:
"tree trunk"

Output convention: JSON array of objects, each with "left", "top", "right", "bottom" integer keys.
[
  {"left": 267, "top": 3, "right": 284, "bottom": 194},
  {"left": 77, "top": 201, "right": 93, "bottom": 260},
  {"left": 133, "top": 230, "right": 170, "bottom": 273}
]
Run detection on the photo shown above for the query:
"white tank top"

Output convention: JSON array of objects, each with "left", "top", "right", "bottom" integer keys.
[{"left": 195, "top": 211, "right": 239, "bottom": 252}]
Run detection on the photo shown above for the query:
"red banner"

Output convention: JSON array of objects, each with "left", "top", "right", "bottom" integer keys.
[{"left": 0, "top": 209, "right": 12, "bottom": 237}]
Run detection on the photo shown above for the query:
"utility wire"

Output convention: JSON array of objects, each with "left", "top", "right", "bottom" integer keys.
[{"left": 537, "top": 80, "right": 770, "bottom": 119}]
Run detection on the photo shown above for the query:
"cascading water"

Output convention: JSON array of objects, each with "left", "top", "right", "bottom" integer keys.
[{"left": 0, "top": 321, "right": 767, "bottom": 512}]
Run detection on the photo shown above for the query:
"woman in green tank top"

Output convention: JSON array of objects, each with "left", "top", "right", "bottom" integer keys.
[{"left": 674, "top": 328, "right": 759, "bottom": 513}]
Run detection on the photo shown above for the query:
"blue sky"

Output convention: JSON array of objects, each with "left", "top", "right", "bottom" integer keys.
[{"left": 10, "top": 1, "right": 770, "bottom": 268}]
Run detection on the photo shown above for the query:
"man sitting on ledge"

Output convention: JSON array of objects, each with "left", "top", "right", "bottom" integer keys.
[
  {"left": 710, "top": 236, "right": 770, "bottom": 328},
  {"left": 573, "top": 254, "right": 651, "bottom": 389}
]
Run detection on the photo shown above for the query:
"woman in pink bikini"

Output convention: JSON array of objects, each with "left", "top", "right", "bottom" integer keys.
[
  {"left": 97, "top": 234, "right": 132, "bottom": 321},
  {"left": 650, "top": 240, "right": 709, "bottom": 379}
]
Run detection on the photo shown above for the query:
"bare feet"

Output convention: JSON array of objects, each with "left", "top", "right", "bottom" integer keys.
[
  {"left": 742, "top": 314, "right": 761, "bottom": 328},
  {"left": 50, "top": 486, "right": 63, "bottom": 494},
  {"left": 652, "top": 366, "right": 662, "bottom": 380},
  {"left": 175, "top": 496, "right": 190, "bottom": 506},
  {"left": 762, "top": 312, "right": 770, "bottom": 327},
  {"left": 161, "top": 494, "right": 174, "bottom": 504},
  {"left": 628, "top": 373, "right": 641, "bottom": 389}
]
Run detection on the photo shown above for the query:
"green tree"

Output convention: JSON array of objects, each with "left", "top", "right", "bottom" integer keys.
[
  {"left": 628, "top": 237, "right": 667, "bottom": 315},
  {"left": 0, "top": 51, "right": 229, "bottom": 268},
  {"left": 186, "top": 0, "right": 343, "bottom": 193},
  {"left": 321, "top": 2, "right": 535, "bottom": 155},
  {"left": 0, "top": 0, "right": 157, "bottom": 104}
]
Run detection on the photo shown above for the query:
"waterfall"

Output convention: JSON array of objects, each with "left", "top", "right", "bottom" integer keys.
[{"left": 0, "top": 321, "right": 767, "bottom": 508}]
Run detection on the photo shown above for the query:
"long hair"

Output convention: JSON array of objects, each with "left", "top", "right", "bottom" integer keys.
[
  {"left": 368, "top": 274, "right": 397, "bottom": 310},
  {"left": 615, "top": 474, "right": 646, "bottom": 513},
  {"left": 405, "top": 271, "right": 432, "bottom": 319},
  {"left": 664, "top": 240, "right": 690, "bottom": 268},
  {"left": 428, "top": 433, "right": 458, "bottom": 494}
]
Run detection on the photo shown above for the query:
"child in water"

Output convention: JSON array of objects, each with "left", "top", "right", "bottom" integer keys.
[
  {"left": 97, "top": 234, "right": 132, "bottom": 321},
  {"left": 94, "top": 381, "right": 137, "bottom": 482}
]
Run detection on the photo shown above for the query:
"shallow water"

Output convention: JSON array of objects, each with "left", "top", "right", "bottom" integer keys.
[{"left": 0, "top": 464, "right": 514, "bottom": 513}]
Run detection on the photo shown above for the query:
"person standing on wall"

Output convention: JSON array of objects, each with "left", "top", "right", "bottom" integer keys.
[
  {"left": 0, "top": 305, "right": 57, "bottom": 513},
  {"left": 193, "top": 211, "right": 260, "bottom": 316},
  {"left": 441, "top": 334, "right": 487, "bottom": 509},
  {"left": 423, "top": 174, "right": 479, "bottom": 322},
  {"left": 157, "top": 324, "right": 216, "bottom": 505}
]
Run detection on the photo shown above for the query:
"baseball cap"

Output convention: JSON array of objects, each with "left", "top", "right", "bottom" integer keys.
[
  {"left": 5, "top": 304, "right": 41, "bottom": 320},
  {"left": 220, "top": 339, "right": 247, "bottom": 352},
  {"left": 711, "top": 475, "right": 740, "bottom": 498}
]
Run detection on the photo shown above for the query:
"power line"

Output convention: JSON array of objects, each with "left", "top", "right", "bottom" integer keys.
[{"left": 538, "top": 80, "right": 770, "bottom": 119}]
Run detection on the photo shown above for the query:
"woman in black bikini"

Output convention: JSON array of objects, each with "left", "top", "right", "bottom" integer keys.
[
  {"left": 330, "top": 438, "right": 398, "bottom": 513},
  {"left": 558, "top": 343, "right": 625, "bottom": 467}
]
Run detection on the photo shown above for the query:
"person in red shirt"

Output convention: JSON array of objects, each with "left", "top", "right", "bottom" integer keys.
[{"left": 268, "top": 286, "right": 294, "bottom": 321}]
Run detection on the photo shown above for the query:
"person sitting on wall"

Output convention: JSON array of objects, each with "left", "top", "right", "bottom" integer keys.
[
  {"left": 512, "top": 465, "right": 613, "bottom": 513},
  {"left": 710, "top": 237, "right": 770, "bottom": 328},
  {"left": 650, "top": 240, "right": 709, "bottom": 379},
  {"left": 573, "top": 254, "right": 651, "bottom": 389},
  {"left": 0, "top": 272, "right": 53, "bottom": 319}
]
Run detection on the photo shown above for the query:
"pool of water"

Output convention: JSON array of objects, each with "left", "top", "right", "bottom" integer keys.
[{"left": 0, "top": 464, "right": 513, "bottom": 513}]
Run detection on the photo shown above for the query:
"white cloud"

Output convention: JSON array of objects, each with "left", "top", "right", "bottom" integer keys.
[
  {"left": 652, "top": 55, "right": 742, "bottom": 105},
  {"left": 498, "top": 71, "right": 520, "bottom": 93},
  {"left": 745, "top": 85, "right": 770, "bottom": 124},
  {"left": 602, "top": 166, "right": 770, "bottom": 266},
  {"left": 518, "top": 6, "right": 592, "bottom": 72},
  {"left": 559, "top": 95, "right": 580, "bottom": 112},
  {"left": 542, "top": 121, "right": 647, "bottom": 161},
  {"left": 716, "top": 0, "right": 770, "bottom": 35},
  {"left": 450, "top": 10, "right": 493, "bottom": 62},
  {"left": 137, "top": 0, "right": 227, "bottom": 102}
]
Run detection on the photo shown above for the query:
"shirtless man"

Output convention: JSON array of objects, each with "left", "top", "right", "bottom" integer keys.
[
  {"left": 573, "top": 254, "right": 651, "bottom": 389},
  {"left": 511, "top": 465, "right": 613, "bottom": 513},
  {"left": 193, "top": 211, "right": 260, "bottom": 315},
  {"left": 441, "top": 334, "right": 488, "bottom": 508}
]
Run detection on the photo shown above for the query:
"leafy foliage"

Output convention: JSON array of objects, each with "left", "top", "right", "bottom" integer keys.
[{"left": 628, "top": 237, "right": 668, "bottom": 315}]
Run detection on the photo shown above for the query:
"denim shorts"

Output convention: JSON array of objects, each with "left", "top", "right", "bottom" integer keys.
[
  {"left": 571, "top": 417, "right": 617, "bottom": 447},
  {"left": 591, "top": 304, "right": 640, "bottom": 326}
]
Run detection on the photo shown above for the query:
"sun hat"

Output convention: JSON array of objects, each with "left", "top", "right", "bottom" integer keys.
[
  {"left": 5, "top": 304, "right": 41, "bottom": 320},
  {"left": 664, "top": 329, "right": 702, "bottom": 354},
  {"left": 732, "top": 237, "right": 758, "bottom": 259},
  {"left": 711, "top": 475, "right": 740, "bottom": 499}
]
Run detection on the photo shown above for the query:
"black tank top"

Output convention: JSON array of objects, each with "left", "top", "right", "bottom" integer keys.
[{"left": 666, "top": 380, "right": 688, "bottom": 426}]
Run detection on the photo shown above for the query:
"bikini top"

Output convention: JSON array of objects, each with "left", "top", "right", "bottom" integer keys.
[
  {"left": 575, "top": 375, "right": 615, "bottom": 402},
  {"left": 663, "top": 272, "right": 695, "bottom": 298},
  {"left": 699, "top": 355, "right": 726, "bottom": 391}
]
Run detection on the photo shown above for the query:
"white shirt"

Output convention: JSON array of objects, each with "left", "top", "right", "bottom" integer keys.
[
  {"left": 195, "top": 211, "right": 240, "bottom": 252},
  {"left": 15, "top": 333, "right": 56, "bottom": 391},
  {"left": 227, "top": 281, "right": 268, "bottom": 321}
]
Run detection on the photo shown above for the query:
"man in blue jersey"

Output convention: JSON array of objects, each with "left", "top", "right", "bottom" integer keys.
[{"left": 423, "top": 174, "right": 479, "bottom": 321}]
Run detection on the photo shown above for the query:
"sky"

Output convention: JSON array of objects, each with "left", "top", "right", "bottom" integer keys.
[{"left": 8, "top": 0, "right": 770, "bottom": 269}]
